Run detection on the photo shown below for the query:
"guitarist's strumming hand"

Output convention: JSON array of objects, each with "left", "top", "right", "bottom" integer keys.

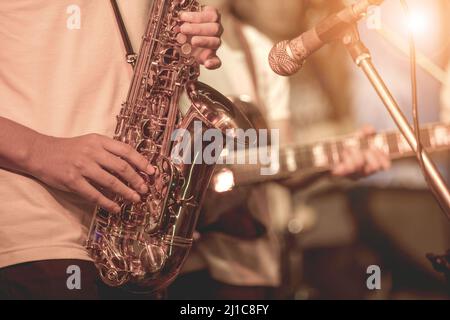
[{"left": 331, "top": 126, "right": 391, "bottom": 179}]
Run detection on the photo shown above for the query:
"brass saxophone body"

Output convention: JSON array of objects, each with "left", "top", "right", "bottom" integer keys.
[{"left": 86, "top": 0, "right": 251, "bottom": 292}]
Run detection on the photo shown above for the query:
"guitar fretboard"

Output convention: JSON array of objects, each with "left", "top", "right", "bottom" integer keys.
[{"left": 217, "top": 123, "right": 450, "bottom": 186}]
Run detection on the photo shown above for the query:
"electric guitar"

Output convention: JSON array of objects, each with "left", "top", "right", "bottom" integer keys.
[{"left": 211, "top": 99, "right": 450, "bottom": 192}]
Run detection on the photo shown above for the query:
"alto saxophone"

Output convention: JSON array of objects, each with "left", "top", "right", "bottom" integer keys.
[{"left": 86, "top": 0, "right": 251, "bottom": 292}]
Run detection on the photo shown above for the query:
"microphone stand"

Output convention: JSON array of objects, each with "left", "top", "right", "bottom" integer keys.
[
  {"left": 342, "top": 26, "right": 450, "bottom": 286},
  {"left": 342, "top": 26, "right": 450, "bottom": 221}
]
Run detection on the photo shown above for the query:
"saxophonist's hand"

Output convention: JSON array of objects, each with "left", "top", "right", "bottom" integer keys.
[
  {"left": 180, "top": 6, "right": 223, "bottom": 69},
  {"left": 28, "top": 134, "right": 155, "bottom": 214}
]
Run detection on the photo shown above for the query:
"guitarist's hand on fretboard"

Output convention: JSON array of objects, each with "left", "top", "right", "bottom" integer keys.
[
  {"left": 212, "top": 122, "right": 450, "bottom": 193},
  {"left": 331, "top": 126, "right": 391, "bottom": 180},
  {"left": 281, "top": 126, "right": 391, "bottom": 191}
]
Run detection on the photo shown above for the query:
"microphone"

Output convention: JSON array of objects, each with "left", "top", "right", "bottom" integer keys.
[{"left": 269, "top": 0, "right": 384, "bottom": 76}]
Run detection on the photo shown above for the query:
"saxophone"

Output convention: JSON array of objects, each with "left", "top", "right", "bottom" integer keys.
[{"left": 86, "top": 0, "right": 251, "bottom": 292}]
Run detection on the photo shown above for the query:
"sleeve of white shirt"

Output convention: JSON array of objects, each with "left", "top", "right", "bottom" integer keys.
[
  {"left": 441, "top": 64, "right": 450, "bottom": 123},
  {"left": 242, "top": 25, "right": 291, "bottom": 122}
]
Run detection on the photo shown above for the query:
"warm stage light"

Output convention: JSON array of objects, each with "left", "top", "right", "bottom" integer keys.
[
  {"left": 406, "top": 11, "right": 429, "bottom": 35},
  {"left": 213, "top": 169, "right": 235, "bottom": 193}
]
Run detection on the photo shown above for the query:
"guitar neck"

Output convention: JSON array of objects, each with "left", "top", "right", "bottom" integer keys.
[{"left": 220, "top": 123, "right": 450, "bottom": 187}]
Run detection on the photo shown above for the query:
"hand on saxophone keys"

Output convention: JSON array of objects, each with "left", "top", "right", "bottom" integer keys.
[
  {"left": 26, "top": 134, "right": 155, "bottom": 214},
  {"left": 179, "top": 6, "right": 223, "bottom": 69}
]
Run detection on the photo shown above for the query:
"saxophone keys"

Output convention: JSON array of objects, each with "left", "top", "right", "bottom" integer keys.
[
  {"left": 135, "top": 139, "right": 149, "bottom": 153},
  {"left": 120, "top": 203, "right": 145, "bottom": 228},
  {"left": 139, "top": 244, "right": 167, "bottom": 274},
  {"left": 99, "top": 263, "right": 130, "bottom": 287},
  {"left": 140, "top": 120, "right": 152, "bottom": 139},
  {"left": 176, "top": 33, "right": 187, "bottom": 45},
  {"left": 181, "top": 43, "right": 192, "bottom": 56}
]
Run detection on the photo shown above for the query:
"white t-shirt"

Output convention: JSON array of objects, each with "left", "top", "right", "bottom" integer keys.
[
  {"left": 0, "top": 0, "right": 145, "bottom": 268},
  {"left": 182, "top": 22, "right": 291, "bottom": 287},
  {"left": 441, "top": 64, "right": 450, "bottom": 122}
]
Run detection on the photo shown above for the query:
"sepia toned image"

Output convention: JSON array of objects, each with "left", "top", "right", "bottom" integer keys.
[{"left": 0, "top": 0, "right": 449, "bottom": 306}]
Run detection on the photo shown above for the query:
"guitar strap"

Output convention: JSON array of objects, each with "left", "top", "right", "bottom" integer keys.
[{"left": 110, "top": 0, "right": 137, "bottom": 67}]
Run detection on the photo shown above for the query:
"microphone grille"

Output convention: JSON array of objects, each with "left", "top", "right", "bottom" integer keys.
[{"left": 269, "top": 40, "right": 302, "bottom": 77}]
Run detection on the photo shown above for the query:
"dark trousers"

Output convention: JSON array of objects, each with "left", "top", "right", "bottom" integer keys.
[
  {"left": 0, "top": 259, "right": 161, "bottom": 300},
  {"left": 168, "top": 270, "right": 276, "bottom": 300}
]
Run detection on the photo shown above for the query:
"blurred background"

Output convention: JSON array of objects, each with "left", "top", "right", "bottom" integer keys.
[{"left": 174, "top": 0, "right": 450, "bottom": 300}]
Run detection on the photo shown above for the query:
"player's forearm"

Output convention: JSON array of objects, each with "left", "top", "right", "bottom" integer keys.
[{"left": 0, "top": 116, "right": 44, "bottom": 175}]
